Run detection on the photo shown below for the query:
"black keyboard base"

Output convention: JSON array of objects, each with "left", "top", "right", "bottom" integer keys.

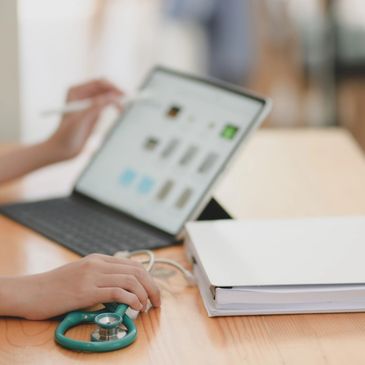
[
  {"left": 0, "top": 195, "right": 175, "bottom": 256},
  {"left": 0, "top": 195, "right": 231, "bottom": 256}
]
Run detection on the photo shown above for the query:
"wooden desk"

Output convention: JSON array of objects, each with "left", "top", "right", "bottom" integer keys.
[{"left": 1, "top": 128, "right": 365, "bottom": 365}]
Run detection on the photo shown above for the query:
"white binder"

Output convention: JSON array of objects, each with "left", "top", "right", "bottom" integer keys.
[{"left": 185, "top": 217, "right": 365, "bottom": 316}]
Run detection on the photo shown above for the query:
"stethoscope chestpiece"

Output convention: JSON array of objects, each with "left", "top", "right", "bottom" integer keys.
[
  {"left": 91, "top": 312, "right": 128, "bottom": 342},
  {"left": 55, "top": 304, "right": 137, "bottom": 352}
]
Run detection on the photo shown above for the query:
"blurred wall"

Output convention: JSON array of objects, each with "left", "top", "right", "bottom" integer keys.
[
  {"left": 17, "top": 0, "right": 205, "bottom": 143},
  {"left": 0, "top": 0, "right": 21, "bottom": 141},
  {"left": 2, "top": 0, "right": 364, "bottom": 146}
]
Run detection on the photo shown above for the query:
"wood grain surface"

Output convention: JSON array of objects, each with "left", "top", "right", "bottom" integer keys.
[{"left": 1, "top": 128, "right": 365, "bottom": 365}]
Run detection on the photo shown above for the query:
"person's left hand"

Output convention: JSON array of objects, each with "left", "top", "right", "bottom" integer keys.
[{"left": 47, "top": 79, "right": 123, "bottom": 161}]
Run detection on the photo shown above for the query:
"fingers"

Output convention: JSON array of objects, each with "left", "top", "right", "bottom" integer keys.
[
  {"left": 84, "top": 254, "right": 161, "bottom": 308},
  {"left": 72, "top": 93, "right": 122, "bottom": 128},
  {"left": 90, "top": 92, "right": 123, "bottom": 112},
  {"left": 96, "top": 274, "right": 149, "bottom": 310},
  {"left": 96, "top": 288, "right": 143, "bottom": 311},
  {"left": 96, "top": 262, "right": 161, "bottom": 308},
  {"left": 67, "top": 79, "right": 123, "bottom": 102},
  {"left": 123, "top": 265, "right": 161, "bottom": 308}
]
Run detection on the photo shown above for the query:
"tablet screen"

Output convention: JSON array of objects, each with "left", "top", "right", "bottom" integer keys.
[{"left": 76, "top": 68, "right": 268, "bottom": 235}]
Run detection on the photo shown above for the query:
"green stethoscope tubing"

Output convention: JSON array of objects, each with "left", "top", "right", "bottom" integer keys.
[{"left": 55, "top": 303, "right": 137, "bottom": 352}]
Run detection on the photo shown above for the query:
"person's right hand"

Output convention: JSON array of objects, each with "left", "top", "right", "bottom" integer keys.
[
  {"left": 0, "top": 254, "right": 161, "bottom": 320},
  {"left": 47, "top": 79, "right": 124, "bottom": 161}
]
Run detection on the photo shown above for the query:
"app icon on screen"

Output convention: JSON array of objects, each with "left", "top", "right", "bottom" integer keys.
[
  {"left": 166, "top": 105, "right": 182, "bottom": 118},
  {"left": 138, "top": 176, "right": 155, "bottom": 194},
  {"left": 161, "top": 138, "right": 180, "bottom": 159},
  {"left": 156, "top": 180, "right": 174, "bottom": 201},
  {"left": 144, "top": 137, "right": 159, "bottom": 151},
  {"left": 119, "top": 168, "right": 137, "bottom": 187},
  {"left": 198, "top": 153, "right": 218, "bottom": 174},
  {"left": 175, "top": 188, "right": 192, "bottom": 209},
  {"left": 179, "top": 145, "right": 198, "bottom": 166},
  {"left": 221, "top": 124, "right": 239, "bottom": 140}
]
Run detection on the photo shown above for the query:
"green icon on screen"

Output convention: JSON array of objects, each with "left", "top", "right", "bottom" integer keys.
[{"left": 221, "top": 124, "right": 239, "bottom": 140}]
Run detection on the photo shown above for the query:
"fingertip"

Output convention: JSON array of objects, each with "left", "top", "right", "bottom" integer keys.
[
  {"left": 114, "top": 102, "right": 124, "bottom": 113},
  {"left": 91, "top": 94, "right": 114, "bottom": 109},
  {"left": 151, "top": 292, "right": 161, "bottom": 308},
  {"left": 98, "top": 78, "right": 124, "bottom": 95},
  {"left": 114, "top": 88, "right": 124, "bottom": 96},
  {"left": 125, "top": 293, "right": 144, "bottom": 311}
]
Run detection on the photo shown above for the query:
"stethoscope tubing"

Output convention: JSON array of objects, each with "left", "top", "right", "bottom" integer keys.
[{"left": 55, "top": 308, "right": 137, "bottom": 352}]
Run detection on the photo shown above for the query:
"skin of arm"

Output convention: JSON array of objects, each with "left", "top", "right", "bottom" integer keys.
[
  {"left": 0, "top": 141, "right": 64, "bottom": 183},
  {"left": 0, "top": 79, "right": 123, "bottom": 184},
  {"left": 0, "top": 80, "right": 161, "bottom": 319}
]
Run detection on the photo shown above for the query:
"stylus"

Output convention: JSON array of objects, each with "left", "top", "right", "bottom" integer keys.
[{"left": 40, "top": 93, "right": 151, "bottom": 117}]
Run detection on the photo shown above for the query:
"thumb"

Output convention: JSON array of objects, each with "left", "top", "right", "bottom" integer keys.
[
  {"left": 72, "top": 93, "right": 122, "bottom": 143},
  {"left": 91, "top": 92, "right": 123, "bottom": 112},
  {"left": 77, "top": 104, "right": 104, "bottom": 137}
]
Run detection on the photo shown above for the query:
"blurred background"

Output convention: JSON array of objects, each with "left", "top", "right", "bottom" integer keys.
[{"left": 1, "top": 0, "right": 365, "bottom": 150}]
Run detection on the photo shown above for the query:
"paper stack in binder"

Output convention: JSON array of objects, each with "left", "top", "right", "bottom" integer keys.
[{"left": 184, "top": 217, "right": 365, "bottom": 317}]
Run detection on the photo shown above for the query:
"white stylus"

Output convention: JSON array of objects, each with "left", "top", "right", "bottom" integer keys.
[{"left": 40, "top": 93, "right": 151, "bottom": 117}]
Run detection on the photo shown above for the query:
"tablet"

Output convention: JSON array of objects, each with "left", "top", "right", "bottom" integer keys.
[{"left": 75, "top": 67, "right": 271, "bottom": 235}]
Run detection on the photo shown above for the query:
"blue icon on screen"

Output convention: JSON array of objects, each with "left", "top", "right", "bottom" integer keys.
[
  {"left": 138, "top": 177, "right": 155, "bottom": 194},
  {"left": 119, "top": 168, "right": 137, "bottom": 187}
]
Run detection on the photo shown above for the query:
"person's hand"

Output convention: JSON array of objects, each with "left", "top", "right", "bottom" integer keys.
[
  {"left": 0, "top": 80, "right": 124, "bottom": 184},
  {"left": 0, "top": 254, "right": 160, "bottom": 320},
  {"left": 47, "top": 79, "right": 123, "bottom": 161}
]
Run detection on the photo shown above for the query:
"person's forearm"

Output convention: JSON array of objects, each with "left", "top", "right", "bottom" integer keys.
[
  {"left": 0, "top": 276, "right": 27, "bottom": 317},
  {"left": 0, "top": 141, "right": 61, "bottom": 184},
  {"left": 0, "top": 275, "right": 45, "bottom": 319}
]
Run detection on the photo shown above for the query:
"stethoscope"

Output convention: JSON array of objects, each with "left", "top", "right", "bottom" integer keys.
[{"left": 55, "top": 250, "right": 194, "bottom": 352}]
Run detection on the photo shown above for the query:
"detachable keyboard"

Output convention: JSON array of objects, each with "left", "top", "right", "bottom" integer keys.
[{"left": 0, "top": 195, "right": 175, "bottom": 256}]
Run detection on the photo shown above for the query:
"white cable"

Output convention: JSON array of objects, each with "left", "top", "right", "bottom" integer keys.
[
  {"left": 114, "top": 249, "right": 195, "bottom": 285},
  {"left": 153, "top": 258, "right": 195, "bottom": 285},
  {"left": 114, "top": 249, "right": 154, "bottom": 272}
]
